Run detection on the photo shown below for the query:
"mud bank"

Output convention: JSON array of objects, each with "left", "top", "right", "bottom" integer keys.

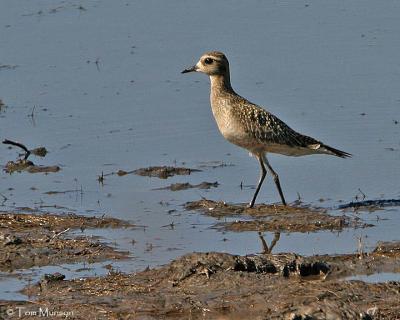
[
  {"left": 1, "top": 241, "right": 399, "bottom": 319},
  {"left": 0, "top": 212, "right": 132, "bottom": 271},
  {"left": 185, "top": 199, "right": 371, "bottom": 233}
]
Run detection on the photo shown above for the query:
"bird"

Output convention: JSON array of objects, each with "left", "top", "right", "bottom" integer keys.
[{"left": 182, "top": 51, "right": 351, "bottom": 208}]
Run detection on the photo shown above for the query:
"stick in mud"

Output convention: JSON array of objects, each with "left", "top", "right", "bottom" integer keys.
[{"left": 2, "top": 139, "right": 31, "bottom": 160}]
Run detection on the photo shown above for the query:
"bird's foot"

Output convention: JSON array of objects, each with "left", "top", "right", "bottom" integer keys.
[{"left": 247, "top": 202, "right": 255, "bottom": 209}]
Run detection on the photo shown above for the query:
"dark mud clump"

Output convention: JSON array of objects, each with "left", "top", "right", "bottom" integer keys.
[
  {"left": 134, "top": 166, "right": 201, "bottom": 179},
  {"left": 0, "top": 212, "right": 132, "bottom": 271},
  {"left": 0, "top": 99, "right": 5, "bottom": 112},
  {"left": 0, "top": 64, "right": 18, "bottom": 70},
  {"left": 185, "top": 199, "right": 370, "bottom": 233},
  {"left": 30, "top": 146, "right": 48, "bottom": 157},
  {"left": 155, "top": 181, "right": 219, "bottom": 191},
  {"left": 339, "top": 198, "right": 400, "bottom": 212},
  {"left": 5, "top": 242, "right": 399, "bottom": 319}
]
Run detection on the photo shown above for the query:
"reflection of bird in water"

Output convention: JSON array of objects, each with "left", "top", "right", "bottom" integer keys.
[
  {"left": 182, "top": 51, "right": 351, "bottom": 207},
  {"left": 258, "top": 232, "right": 280, "bottom": 254}
]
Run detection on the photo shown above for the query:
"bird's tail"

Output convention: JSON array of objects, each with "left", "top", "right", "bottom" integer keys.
[{"left": 321, "top": 144, "right": 352, "bottom": 158}]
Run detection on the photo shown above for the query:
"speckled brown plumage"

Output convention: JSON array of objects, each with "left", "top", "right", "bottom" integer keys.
[{"left": 211, "top": 91, "right": 350, "bottom": 157}]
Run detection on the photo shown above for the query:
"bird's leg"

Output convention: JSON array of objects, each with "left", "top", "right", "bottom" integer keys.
[
  {"left": 263, "top": 156, "right": 287, "bottom": 206},
  {"left": 249, "top": 156, "right": 267, "bottom": 208}
]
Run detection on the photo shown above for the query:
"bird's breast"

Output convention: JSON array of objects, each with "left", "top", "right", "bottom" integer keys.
[
  {"left": 210, "top": 102, "right": 258, "bottom": 150},
  {"left": 210, "top": 101, "right": 236, "bottom": 137}
]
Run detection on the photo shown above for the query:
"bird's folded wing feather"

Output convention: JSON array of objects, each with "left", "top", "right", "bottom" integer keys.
[{"left": 234, "top": 102, "right": 320, "bottom": 148}]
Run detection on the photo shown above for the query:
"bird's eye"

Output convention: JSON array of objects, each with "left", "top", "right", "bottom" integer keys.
[{"left": 204, "top": 58, "right": 213, "bottom": 65}]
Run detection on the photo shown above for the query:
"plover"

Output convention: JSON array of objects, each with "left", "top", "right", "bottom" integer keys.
[{"left": 182, "top": 51, "right": 351, "bottom": 207}]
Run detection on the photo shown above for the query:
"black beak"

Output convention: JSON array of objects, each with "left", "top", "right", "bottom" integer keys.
[{"left": 181, "top": 65, "right": 197, "bottom": 74}]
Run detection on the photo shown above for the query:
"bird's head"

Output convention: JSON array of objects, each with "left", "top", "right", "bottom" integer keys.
[{"left": 182, "top": 51, "right": 229, "bottom": 76}]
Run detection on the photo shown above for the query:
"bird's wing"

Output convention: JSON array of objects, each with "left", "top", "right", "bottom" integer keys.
[{"left": 233, "top": 100, "right": 320, "bottom": 148}]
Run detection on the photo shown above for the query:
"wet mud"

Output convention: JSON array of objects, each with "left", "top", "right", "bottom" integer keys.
[
  {"left": 2, "top": 241, "right": 399, "bottom": 319},
  {"left": 185, "top": 199, "right": 371, "bottom": 233},
  {"left": 0, "top": 212, "right": 132, "bottom": 271},
  {"left": 134, "top": 166, "right": 201, "bottom": 179},
  {"left": 155, "top": 181, "right": 219, "bottom": 191}
]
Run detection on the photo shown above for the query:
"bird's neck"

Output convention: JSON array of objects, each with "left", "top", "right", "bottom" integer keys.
[{"left": 210, "top": 73, "right": 234, "bottom": 95}]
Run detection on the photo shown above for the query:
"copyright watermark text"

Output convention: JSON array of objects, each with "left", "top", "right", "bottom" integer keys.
[{"left": 2, "top": 306, "right": 74, "bottom": 318}]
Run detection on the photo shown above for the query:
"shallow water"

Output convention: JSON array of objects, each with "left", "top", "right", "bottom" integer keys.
[
  {"left": 347, "top": 272, "right": 400, "bottom": 283},
  {"left": 1, "top": 0, "right": 399, "bottom": 299}
]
